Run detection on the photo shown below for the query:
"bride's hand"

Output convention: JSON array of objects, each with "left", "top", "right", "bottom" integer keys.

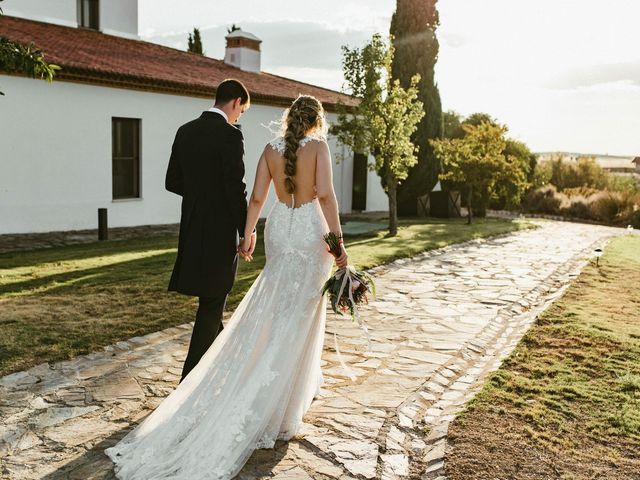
[
  {"left": 335, "top": 243, "right": 348, "bottom": 269},
  {"left": 239, "top": 232, "right": 256, "bottom": 261}
]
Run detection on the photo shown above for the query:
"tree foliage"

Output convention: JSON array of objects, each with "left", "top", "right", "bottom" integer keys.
[
  {"left": 187, "top": 28, "right": 204, "bottom": 55},
  {"left": 431, "top": 122, "right": 528, "bottom": 224},
  {"left": 0, "top": 0, "right": 59, "bottom": 96},
  {"left": 332, "top": 34, "right": 425, "bottom": 235},
  {"left": 389, "top": 0, "right": 443, "bottom": 216},
  {"left": 463, "top": 112, "right": 497, "bottom": 128},
  {"left": 443, "top": 110, "right": 464, "bottom": 139},
  {"left": 441, "top": 110, "right": 537, "bottom": 213},
  {"left": 494, "top": 138, "right": 536, "bottom": 209}
]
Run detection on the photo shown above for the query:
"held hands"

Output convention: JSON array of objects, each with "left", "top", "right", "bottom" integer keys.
[{"left": 238, "top": 231, "right": 257, "bottom": 262}]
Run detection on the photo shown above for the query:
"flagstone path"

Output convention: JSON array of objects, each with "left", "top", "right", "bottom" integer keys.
[{"left": 0, "top": 221, "right": 625, "bottom": 480}]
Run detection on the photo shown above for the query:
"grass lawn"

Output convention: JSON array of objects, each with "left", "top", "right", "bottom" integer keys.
[
  {"left": 445, "top": 234, "right": 640, "bottom": 479},
  {"left": 0, "top": 217, "right": 532, "bottom": 377}
]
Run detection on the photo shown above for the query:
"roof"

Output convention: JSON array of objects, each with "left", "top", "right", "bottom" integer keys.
[
  {"left": 633, "top": 157, "right": 640, "bottom": 164},
  {"left": 0, "top": 15, "right": 357, "bottom": 111}
]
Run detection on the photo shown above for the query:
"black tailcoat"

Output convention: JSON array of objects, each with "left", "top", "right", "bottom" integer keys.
[{"left": 165, "top": 111, "right": 248, "bottom": 297}]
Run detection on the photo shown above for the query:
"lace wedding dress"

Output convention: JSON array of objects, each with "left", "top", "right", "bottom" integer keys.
[{"left": 105, "top": 136, "right": 334, "bottom": 479}]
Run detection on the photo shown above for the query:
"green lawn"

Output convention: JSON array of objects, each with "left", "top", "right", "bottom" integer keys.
[
  {"left": 445, "top": 234, "right": 640, "bottom": 479},
  {"left": 0, "top": 217, "right": 532, "bottom": 376}
]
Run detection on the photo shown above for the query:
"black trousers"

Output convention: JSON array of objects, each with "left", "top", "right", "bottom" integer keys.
[{"left": 180, "top": 294, "right": 227, "bottom": 382}]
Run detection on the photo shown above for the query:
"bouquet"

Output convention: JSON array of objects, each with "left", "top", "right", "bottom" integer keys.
[
  {"left": 322, "top": 231, "right": 375, "bottom": 332},
  {"left": 322, "top": 232, "right": 376, "bottom": 379}
]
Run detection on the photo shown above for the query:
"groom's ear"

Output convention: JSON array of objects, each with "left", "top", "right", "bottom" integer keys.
[{"left": 237, "top": 97, "right": 249, "bottom": 110}]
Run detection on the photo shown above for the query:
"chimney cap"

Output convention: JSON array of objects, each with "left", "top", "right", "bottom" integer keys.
[{"left": 225, "top": 28, "right": 262, "bottom": 42}]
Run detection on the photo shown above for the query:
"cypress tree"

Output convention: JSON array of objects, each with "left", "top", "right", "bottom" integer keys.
[
  {"left": 390, "top": 0, "right": 443, "bottom": 215},
  {"left": 187, "top": 28, "right": 204, "bottom": 55}
]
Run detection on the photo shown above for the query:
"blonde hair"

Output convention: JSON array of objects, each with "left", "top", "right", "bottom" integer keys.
[{"left": 280, "top": 95, "right": 327, "bottom": 194}]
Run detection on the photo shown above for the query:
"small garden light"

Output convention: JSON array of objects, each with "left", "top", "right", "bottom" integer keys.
[{"left": 594, "top": 248, "right": 603, "bottom": 266}]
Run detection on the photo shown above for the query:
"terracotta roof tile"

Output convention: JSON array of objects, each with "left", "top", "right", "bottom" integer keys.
[{"left": 0, "top": 15, "right": 357, "bottom": 111}]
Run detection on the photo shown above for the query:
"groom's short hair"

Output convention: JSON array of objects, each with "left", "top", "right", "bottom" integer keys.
[{"left": 215, "top": 79, "right": 250, "bottom": 106}]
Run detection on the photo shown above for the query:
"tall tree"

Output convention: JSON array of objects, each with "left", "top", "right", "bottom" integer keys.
[
  {"left": 431, "top": 122, "right": 527, "bottom": 224},
  {"left": 0, "top": 0, "right": 59, "bottom": 96},
  {"left": 390, "top": 0, "right": 443, "bottom": 216},
  {"left": 332, "top": 34, "right": 425, "bottom": 236},
  {"left": 187, "top": 28, "right": 204, "bottom": 55}
]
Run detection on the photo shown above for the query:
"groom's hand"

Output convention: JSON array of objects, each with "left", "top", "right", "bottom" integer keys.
[
  {"left": 238, "top": 232, "right": 256, "bottom": 261},
  {"left": 237, "top": 244, "right": 248, "bottom": 261},
  {"left": 237, "top": 242, "right": 251, "bottom": 262}
]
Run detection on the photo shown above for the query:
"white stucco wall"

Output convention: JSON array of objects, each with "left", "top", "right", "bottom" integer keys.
[
  {"left": 4, "top": 0, "right": 138, "bottom": 38},
  {"left": 3, "top": 0, "right": 78, "bottom": 28},
  {"left": 0, "top": 75, "right": 387, "bottom": 234},
  {"left": 366, "top": 166, "right": 388, "bottom": 212},
  {"left": 100, "top": 0, "right": 138, "bottom": 39},
  {"left": 224, "top": 47, "right": 261, "bottom": 73}
]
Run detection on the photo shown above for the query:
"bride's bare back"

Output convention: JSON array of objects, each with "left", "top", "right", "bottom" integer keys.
[
  {"left": 265, "top": 136, "right": 324, "bottom": 208},
  {"left": 242, "top": 132, "right": 343, "bottom": 241}
]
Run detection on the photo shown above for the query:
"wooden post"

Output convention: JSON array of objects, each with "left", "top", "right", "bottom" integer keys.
[{"left": 98, "top": 208, "right": 108, "bottom": 241}]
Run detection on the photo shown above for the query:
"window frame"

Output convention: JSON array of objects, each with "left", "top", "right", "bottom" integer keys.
[
  {"left": 111, "top": 117, "right": 142, "bottom": 201},
  {"left": 78, "top": 0, "right": 100, "bottom": 31}
]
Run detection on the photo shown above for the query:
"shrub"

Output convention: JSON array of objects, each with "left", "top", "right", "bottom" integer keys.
[
  {"left": 560, "top": 196, "right": 593, "bottom": 220},
  {"left": 589, "top": 192, "right": 621, "bottom": 223},
  {"left": 616, "top": 192, "right": 640, "bottom": 228},
  {"left": 626, "top": 209, "right": 640, "bottom": 229},
  {"left": 523, "top": 185, "right": 567, "bottom": 215},
  {"left": 523, "top": 186, "right": 640, "bottom": 227},
  {"left": 588, "top": 191, "right": 640, "bottom": 226},
  {"left": 563, "top": 187, "right": 601, "bottom": 198},
  {"left": 531, "top": 161, "right": 552, "bottom": 189},
  {"left": 609, "top": 175, "right": 640, "bottom": 193},
  {"left": 573, "top": 157, "right": 609, "bottom": 190}
]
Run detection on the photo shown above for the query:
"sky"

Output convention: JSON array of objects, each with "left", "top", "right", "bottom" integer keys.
[{"left": 140, "top": 0, "right": 640, "bottom": 156}]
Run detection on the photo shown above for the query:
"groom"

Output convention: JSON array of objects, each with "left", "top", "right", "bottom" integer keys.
[{"left": 165, "top": 79, "right": 256, "bottom": 383}]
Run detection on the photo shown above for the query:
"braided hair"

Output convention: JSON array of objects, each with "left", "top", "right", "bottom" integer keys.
[{"left": 281, "top": 95, "right": 326, "bottom": 194}]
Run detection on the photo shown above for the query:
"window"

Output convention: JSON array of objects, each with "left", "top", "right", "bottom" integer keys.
[
  {"left": 78, "top": 0, "right": 99, "bottom": 30},
  {"left": 352, "top": 152, "right": 368, "bottom": 211},
  {"left": 112, "top": 118, "right": 141, "bottom": 199}
]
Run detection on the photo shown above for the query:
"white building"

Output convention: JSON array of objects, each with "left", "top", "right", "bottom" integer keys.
[{"left": 0, "top": 0, "right": 387, "bottom": 235}]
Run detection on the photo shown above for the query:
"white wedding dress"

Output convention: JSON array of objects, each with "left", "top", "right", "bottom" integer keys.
[{"left": 105, "top": 136, "right": 334, "bottom": 479}]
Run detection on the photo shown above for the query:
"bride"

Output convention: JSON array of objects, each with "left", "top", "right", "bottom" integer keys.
[{"left": 105, "top": 94, "right": 349, "bottom": 479}]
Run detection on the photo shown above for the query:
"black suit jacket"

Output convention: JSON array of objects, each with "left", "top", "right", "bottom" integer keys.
[{"left": 166, "top": 111, "right": 248, "bottom": 297}]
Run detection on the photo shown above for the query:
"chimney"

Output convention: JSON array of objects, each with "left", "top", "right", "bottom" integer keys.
[{"left": 224, "top": 29, "right": 262, "bottom": 73}]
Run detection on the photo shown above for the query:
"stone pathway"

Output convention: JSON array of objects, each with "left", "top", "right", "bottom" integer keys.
[{"left": 0, "top": 221, "right": 625, "bottom": 480}]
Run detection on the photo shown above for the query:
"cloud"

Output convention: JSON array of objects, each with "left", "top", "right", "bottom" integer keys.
[
  {"left": 547, "top": 60, "right": 640, "bottom": 90},
  {"left": 143, "top": 20, "right": 374, "bottom": 72}
]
